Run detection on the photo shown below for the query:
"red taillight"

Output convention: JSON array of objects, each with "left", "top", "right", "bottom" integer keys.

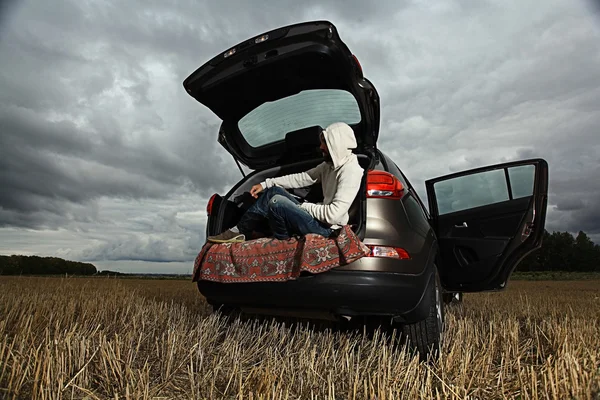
[
  {"left": 366, "top": 245, "right": 411, "bottom": 259},
  {"left": 366, "top": 170, "right": 405, "bottom": 199},
  {"left": 206, "top": 194, "right": 217, "bottom": 216}
]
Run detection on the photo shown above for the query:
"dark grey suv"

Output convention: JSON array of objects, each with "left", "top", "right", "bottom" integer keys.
[{"left": 183, "top": 21, "right": 549, "bottom": 357}]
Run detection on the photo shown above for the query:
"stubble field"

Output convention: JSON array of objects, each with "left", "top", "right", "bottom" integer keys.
[{"left": 0, "top": 276, "right": 598, "bottom": 399}]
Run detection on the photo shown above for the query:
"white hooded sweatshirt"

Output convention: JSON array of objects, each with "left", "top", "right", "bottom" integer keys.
[{"left": 260, "top": 122, "right": 364, "bottom": 229}]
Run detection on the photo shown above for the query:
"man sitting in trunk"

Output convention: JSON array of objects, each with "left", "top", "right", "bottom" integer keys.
[{"left": 207, "top": 122, "right": 364, "bottom": 243}]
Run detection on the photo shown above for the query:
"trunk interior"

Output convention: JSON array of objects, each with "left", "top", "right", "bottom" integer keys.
[{"left": 209, "top": 154, "right": 372, "bottom": 241}]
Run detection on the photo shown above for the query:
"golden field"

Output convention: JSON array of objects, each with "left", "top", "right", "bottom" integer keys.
[{"left": 0, "top": 276, "right": 598, "bottom": 399}]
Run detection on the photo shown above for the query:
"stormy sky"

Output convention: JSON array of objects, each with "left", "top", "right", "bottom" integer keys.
[{"left": 1, "top": 0, "right": 599, "bottom": 273}]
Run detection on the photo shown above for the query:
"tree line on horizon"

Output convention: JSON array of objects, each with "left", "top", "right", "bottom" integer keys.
[
  {"left": 516, "top": 230, "right": 600, "bottom": 272},
  {"left": 0, "top": 229, "right": 598, "bottom": 275},
  {"left": 0, "top": 255, "right": 98, "bottom": 276}
]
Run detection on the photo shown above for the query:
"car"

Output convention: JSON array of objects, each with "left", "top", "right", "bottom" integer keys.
[{"left": 182, "top": 20, "right": 549, "bottom": 358}]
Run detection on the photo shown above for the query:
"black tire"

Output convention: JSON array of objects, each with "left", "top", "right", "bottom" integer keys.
[{"left": 401, "top": 268, "right": 444, "bottom": 361}]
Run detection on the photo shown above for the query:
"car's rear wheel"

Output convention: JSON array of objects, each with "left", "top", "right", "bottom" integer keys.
[{"left": 401, "top": 267, "right": 444, "bottom": 361}]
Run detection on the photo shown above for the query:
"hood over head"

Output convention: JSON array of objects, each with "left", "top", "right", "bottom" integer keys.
[{"left": 322, "top": 122, "right": 357, "bottom": 169}]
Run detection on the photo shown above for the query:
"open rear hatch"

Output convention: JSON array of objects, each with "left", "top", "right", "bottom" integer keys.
[{"left": 183, "top": 20, "right": 380, "bottom": 170}]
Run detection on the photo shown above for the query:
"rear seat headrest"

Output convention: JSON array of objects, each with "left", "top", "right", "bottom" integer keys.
[{"left": 284, "top": 125, "right": 322, "bottom": 152}]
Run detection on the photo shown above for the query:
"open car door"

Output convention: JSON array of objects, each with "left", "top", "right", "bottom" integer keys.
[{"left": 425, "top": 159, "right": 548, "bottom": 292}]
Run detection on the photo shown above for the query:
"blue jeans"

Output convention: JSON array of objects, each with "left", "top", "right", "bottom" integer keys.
[{"left": 237, "top": 187, "right": 333, "bottom": 240}]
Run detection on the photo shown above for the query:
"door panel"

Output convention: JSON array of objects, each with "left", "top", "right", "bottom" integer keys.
[
  {"left": 426, "top": 159, "right": 548, "bottom": 292},
  {"left": 434, "top": 198, "right": 529, "bottom": 287}
]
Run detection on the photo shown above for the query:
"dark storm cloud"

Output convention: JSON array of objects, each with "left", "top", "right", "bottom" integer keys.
[
  {"left": 76, "top": 235, "right": 198, "bottom": 263},
  {"left": 371, "top": 1, "right": 600, "bottom": 241},
  {"left": 556, "top": 199, "right": 586, "bottom": 212},
  {"left": 65, "top": 199, "right": 208, "bottom": 263},
  {"left": 0, "top": 0, "right": 243, "bottom": 229},
  {"left": 0, "top": 102, "right": 236, "bottom": 227}
]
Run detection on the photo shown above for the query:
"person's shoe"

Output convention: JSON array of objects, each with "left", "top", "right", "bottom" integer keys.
[{"left": 207, "top": 230, "right": 246, "bottom": 243}]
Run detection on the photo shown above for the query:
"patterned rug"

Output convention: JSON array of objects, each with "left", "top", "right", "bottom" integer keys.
[{"left": 192, "top": 225, "right": 371, "bottom": 283}]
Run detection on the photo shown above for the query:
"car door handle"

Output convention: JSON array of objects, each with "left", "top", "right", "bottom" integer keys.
[{"left": 454, "top": 222, "right": 468, "bottom": 228}]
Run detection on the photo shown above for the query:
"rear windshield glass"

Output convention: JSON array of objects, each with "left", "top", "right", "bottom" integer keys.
[{"left": 238, "top": 89, "right": 361, "bottom": 148}]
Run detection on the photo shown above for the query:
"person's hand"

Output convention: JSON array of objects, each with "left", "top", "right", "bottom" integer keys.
[{"left": 250, "top": 184, "right": 264, "bottom": 198}]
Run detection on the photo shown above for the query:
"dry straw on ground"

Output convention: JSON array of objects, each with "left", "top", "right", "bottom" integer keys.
[{"left": 0, "top": 276, "right": 598, "bottom": 399}]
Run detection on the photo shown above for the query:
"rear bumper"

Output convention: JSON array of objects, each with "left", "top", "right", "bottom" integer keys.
[{"left": 197, "top": 265, "right": 435, "bottom": 323}]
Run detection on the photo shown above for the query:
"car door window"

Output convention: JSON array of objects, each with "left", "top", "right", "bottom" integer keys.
[
  {"left": 433, "top": 169, "right": 510, "bottom": 215},
  {"left": 507, "top": 164, "right": 535, "bottom": 199}
]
